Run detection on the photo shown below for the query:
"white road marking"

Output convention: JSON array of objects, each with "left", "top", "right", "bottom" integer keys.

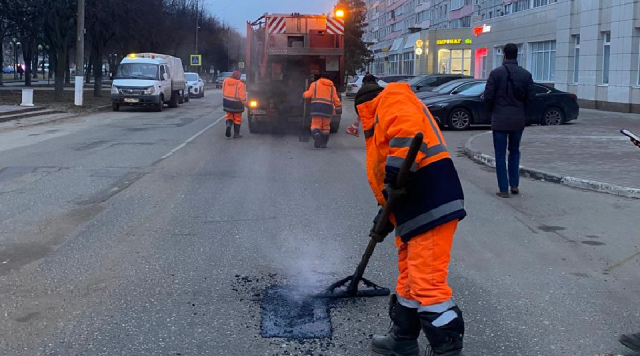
[{"left": 160, "top": 115, "right": 226, "bottom": 160}]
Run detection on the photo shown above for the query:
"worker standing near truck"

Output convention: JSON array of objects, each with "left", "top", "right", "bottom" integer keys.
[
  {"left": 222, "top": 71, "right": 247, "bottom": 139},
  {"left": 303, "top": 73, "right": 342, "bottom": 148},
  {"left": 354, "top": 83, "right": 467, "bottom": 356}
]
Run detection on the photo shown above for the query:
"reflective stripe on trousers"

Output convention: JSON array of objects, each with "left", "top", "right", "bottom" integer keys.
[{"left": 395, "top": 219, "right": 457, "bottom": 317}]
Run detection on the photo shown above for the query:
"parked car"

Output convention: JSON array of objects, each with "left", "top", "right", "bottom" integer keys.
[
  {"left": 346, "top": 75, "right": 388, "bottom": 97},
  {"left": 3, "top": 66, "right": 14, "bottom": 74},
  {"left": 378, "top": 75, "right": 414, "bottom": 83},
  {"left": 185, "top": 72, "right": 205, "bottom": 98},
  {"left": 409, "top": 74, "right": 472, "bottom": 93},
  {"left": 216, "top": 72, "right": 233, "bottom": 88},
  {"left": 422, "top": 81, "right": 579, "bottom": 130},
  {"left": 415, "top": 79, "right": 483, "bottom": 100}
]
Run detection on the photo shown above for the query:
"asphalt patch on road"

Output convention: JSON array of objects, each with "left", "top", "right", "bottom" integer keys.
[{"left": 261, "top": 285, "right": 332, "bottom": 339}]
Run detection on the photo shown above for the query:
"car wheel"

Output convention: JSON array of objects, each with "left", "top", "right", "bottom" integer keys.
[
  {"left": 156, "top": 96, "right": 164, "bottom": 112},
  {"left": 447, "top": 108, "right": 472, "bottom": 131},
  {"left": 541, "top": 107, "right": 565, "bottom": 125},
  {"left": 112, "top": 103, "right": 120, "bottom": 112}
]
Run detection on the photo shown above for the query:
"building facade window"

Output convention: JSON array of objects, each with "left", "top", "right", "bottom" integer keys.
[
  {"left": 573, "top": 35, "right": 580, "bottom": 83},
  {"left": 451, "top": 0, "right": 464, "bottom": 10},
  {"left": 533, "top": 0, "right": 549, "bottom": 7},
  {"left": 438, "top": 49, "right": 472, "bottom": 76},
  {"left": 389, "top": 54, "right": 402, "bottom": 75},
  {"left": 602, "top": 32, "right": 610, "bottom": 84},
  {"left": 402, "top": 52, "right": 415, "bottom": 75},
  {"left": 530, "top": 41, "right": 556, "bottom": 82},
  {"left": 374, "top": 58, "right": 385, "bottom": 75}
]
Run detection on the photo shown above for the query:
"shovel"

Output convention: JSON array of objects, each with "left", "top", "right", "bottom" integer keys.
[{"left": 318, "top": 132, "right": 424, "bottom": 298}]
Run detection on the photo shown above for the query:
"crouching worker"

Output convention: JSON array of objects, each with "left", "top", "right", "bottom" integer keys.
[{"left": 354, "top": 83, "right": 467, "bottom": 356}]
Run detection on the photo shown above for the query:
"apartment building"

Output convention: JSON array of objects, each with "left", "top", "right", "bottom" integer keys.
[
  {"left": 365, "top": 0, "right": 475, "bottom": 77},
  {"left": 472, "top": 0, "right": 640, "bottom": 112}
]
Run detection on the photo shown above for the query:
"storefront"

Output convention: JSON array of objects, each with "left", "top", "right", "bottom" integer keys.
[{"left": 422, "top": 29, "right": 475, "bottom": 76}]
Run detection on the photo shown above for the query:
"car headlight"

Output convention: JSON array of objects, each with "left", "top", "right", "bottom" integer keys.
[
  {"left": 143, "top": 86, "right": 155, "bottom": 95},
  {"left": 111, "top": 86, "right": 119, "bottom": 94}
]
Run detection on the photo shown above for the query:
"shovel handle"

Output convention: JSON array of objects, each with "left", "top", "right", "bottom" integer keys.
[
  {"left": 347, "top": 132, "right": 424, "bottom": 296},
  {"left": 373, "top": 132, "right": 424, "bottom": 235}
]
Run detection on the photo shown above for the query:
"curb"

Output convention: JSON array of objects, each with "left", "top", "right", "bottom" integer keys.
[{"left": 463, "top": 131, "right": 640, "bottom": 199}]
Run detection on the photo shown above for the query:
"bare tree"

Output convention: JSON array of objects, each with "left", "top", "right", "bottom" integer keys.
[
  {"left": 43, "top": 0, "right": 76, "bottom": 99},
  {"left": 0, "top": 0, "right": 47, "bottom": 86}
]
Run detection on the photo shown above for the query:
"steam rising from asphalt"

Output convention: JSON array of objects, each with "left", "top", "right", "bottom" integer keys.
[{"left": 265, "top": 227, "right": 347, "bottom": 301}]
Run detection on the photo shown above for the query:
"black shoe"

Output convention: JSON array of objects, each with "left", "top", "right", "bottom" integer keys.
[
  {"left": 233, "top": 124, "right": 242, "bottom": 139},
  {"left": 511, "top": 187, "right": 520, "bottom": 195},
  {"left": 225, "top": 120, "right": 232, "bottom": 138},
  {"left": 320, "top": 134, "right": 329, "bottom": 148},
  {"left": 496, "top": 192, "right": 510, "bottom": 199},
  {"left": 620, "top": 332, "right": 640, "bottom": 353},
  {"left": 371, "top": 295, "right": 421, "bottom": 356},
  {"left": 419, "top": 305, "right": 464, "bottom": 356},
  {"left": 313, "top": 131, "right": 322, "bottom": 148}
]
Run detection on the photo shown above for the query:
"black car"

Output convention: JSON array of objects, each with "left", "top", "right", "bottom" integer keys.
[
  {"left": 422, "top": 81, "right": 580, "bottom": 130},
  {"left": 408, "top": 74, "right": 472, "bottom": 93},
  {"left": 378, "top": 75, "right": 415, "bottom": 83},
  {"left": 415, "top": 79, "right": 483, "bottom": 100}
]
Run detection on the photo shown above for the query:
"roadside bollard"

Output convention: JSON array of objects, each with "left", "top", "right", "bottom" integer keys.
[{"left": 21, "top": 88, "right": 35, "bottom": 107}]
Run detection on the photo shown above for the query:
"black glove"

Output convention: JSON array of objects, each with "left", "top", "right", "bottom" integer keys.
[
  {"left": 370, "top": 209, "right": 395, "bottom": 243},
  {"left": 632, "top": 139, "right": 640, "bottom": 148},
  {"left": 384, "top": 183, "right": 406, "bottom": 202},
  {"left": 336, "top": 107, "right": 343, "bottom": 115}
]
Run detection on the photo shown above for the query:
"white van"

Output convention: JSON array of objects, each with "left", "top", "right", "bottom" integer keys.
[{"left": 111, "top": 53, "right": 187, "bottom": 112}]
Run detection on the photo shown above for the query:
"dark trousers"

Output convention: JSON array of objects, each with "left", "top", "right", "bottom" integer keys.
[{"left": 492, "top": 130, "right": 523, "bottom": 193}]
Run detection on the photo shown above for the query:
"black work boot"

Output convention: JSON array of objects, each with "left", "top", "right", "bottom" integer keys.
[
  {"left": 419, "top": 306, "right": 464, "bottom": 356},
  {"left": 320, "top": 134, "right": 329, "bottom": 148},
  {"left": 225, "top": 120, "right": 232, "bottom": 138},
  {"left": 233, "top": 124, "right": 242, "bottom": 139},
  {"left": 620, "top": 332, "right": 640, "bottom": 353},
  {"left": 312, "top": 129, "right": 322, "bottom": 148},
  {"left": 371, "top": 295, "right": 421, "bottom": 356}
]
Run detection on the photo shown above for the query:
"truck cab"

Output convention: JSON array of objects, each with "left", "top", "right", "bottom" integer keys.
[{"left": 111, "top": 53, "right": 187, "bottom": 112}]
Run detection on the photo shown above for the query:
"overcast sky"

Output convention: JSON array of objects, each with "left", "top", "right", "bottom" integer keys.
[{"left": 204, "top": 0, "right": 336, "bottom": 34}]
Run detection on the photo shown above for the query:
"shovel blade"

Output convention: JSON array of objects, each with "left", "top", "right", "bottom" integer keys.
[{"left": 315, "top": 276, "right": 390, "bottom": 299}]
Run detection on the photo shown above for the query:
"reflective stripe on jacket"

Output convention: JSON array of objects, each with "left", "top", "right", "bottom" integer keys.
[
  {"left": 356, "top": 83, "right": 466, "bottom": 242},
  {"left": 223, "top": 77, "right": 247, "bottom": 113},
  {"left": 303, "top": 78, "right": 342, "bottom": 118}
]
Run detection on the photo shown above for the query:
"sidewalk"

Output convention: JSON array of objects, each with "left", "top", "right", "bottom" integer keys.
[{"left": 464, "top": 108, "right": 640, "bottom": 198}]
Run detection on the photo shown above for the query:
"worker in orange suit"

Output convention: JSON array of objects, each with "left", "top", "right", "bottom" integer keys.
[
  {"left": 303, "top": 73, "right": 342, "bottom": 148},
  {"left": 354, "top": 83, "right": 467, "bottom": 356},
  {"left": 222, "top": 70, "right": 247, "bottom": 138}
]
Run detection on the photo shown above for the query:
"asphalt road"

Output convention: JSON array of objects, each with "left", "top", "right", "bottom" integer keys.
[{"left": 0, "top": 91, "right": 638, "bottom": 356}]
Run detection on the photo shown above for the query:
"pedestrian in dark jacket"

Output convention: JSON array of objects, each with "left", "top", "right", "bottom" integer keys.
[{"left": 483, "top": 43, "right": 536, "bottom": 198}]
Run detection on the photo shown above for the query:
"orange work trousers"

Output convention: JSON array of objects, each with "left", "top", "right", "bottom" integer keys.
[
  {"left": 395, "top": 220, "right": 457, "bottom": 308},
  {"left": 311, "top": 117, "right": 331, "bottom": 135},
  {"left": 226, "top": 112, "right": 242, "bottom": 124}
]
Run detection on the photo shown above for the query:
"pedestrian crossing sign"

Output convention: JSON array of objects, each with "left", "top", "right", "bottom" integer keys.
[{"left": 190, "top": 54, "right": 202, "bottom": 66}]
